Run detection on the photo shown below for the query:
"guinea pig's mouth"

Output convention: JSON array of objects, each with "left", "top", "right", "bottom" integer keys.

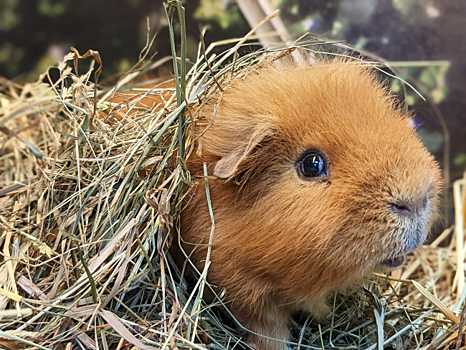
[{"left": 381, "top": 255, "right": 406, "bottom": 269}]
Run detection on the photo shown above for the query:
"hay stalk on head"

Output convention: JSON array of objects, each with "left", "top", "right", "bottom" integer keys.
[{"left": 0, "top": 2, "right": 464, "bottom": 349}]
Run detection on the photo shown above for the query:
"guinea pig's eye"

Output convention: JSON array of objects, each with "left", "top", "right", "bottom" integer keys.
[{"left": 296, "top": 150, "right": 328, "bottom": 179}]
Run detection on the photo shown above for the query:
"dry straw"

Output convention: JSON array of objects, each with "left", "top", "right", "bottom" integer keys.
[{"left": 0, "top": 2, "right": 465, "bottom": 349}]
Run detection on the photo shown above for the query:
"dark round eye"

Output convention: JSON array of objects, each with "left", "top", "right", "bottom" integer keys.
[{"left": 296, "top": 151, "right": 328, "bottom": 179}]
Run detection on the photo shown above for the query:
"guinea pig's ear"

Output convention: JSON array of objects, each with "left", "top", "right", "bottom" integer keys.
[{"left": 213, "top": 122, "right": 277, "bottom": 179}]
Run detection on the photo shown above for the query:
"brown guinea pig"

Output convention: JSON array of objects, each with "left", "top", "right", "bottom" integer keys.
[{"left": 179, "top": 59, "right": 441, "bottom": 350}]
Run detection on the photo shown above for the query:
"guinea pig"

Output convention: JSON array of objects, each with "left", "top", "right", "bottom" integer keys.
[{"left": 179, "top": 59, "right": 441, "bottom": 350}]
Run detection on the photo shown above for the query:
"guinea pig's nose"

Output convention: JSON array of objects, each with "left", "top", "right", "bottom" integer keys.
[{"left": 389, "top": 196, "right": 428, "bottom": 217}]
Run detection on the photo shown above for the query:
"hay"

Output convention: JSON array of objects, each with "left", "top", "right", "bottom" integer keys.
[{"left": 0, "top": 5, "right": 465, "bottom": 349}]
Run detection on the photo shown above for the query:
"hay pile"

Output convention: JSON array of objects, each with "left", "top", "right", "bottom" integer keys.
[{"left": 0, "top": 7, "right": 465, "bottom": 350}]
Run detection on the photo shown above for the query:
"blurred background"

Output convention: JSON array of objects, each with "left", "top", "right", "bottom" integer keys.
[{"left": 0, "top": 0, "right": 464, "bottom": 225}]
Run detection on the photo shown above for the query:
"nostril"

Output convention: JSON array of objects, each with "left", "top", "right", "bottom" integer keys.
[{"left": 389, "top": 202, "right": 414, "bottom": 216}]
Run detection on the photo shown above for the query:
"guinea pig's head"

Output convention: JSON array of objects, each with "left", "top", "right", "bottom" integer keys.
[{"left": 196, "top": 60, "right": 441, "bottom": 301}]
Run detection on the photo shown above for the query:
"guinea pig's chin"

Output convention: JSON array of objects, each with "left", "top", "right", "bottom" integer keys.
[
  {"left": 376, "top": 222, "right": 429, "bottom": 270},
  {"left": 380, "top": 255, "right": 406, "bottom": 269}
]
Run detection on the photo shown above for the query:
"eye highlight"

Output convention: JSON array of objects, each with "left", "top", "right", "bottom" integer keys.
[{"left": 296, "top": 150, "right": 328, "bottom": 179}]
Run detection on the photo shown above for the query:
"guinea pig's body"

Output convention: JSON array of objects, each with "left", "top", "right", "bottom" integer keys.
[{"left": 180, "top": 60, "right": 441, "bottom": 350}]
